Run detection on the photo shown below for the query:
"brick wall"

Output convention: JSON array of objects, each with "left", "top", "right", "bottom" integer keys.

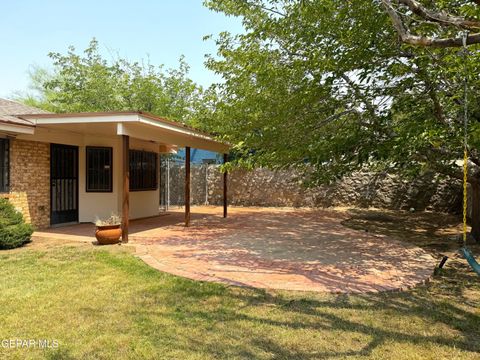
[{"left": 9, "top": 139, "right": 50, "bottom": 228}]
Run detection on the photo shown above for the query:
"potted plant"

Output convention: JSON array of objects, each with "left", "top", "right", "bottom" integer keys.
[{"left": 94, "top": 214, "right": 122, "bottom": 245}]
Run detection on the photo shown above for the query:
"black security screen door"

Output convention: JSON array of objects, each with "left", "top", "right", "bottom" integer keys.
[{"left": 51, "top": 144, "right": 79, "bottom": 225}]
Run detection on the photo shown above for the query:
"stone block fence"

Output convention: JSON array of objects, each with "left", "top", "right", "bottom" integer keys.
[{"left": 161, "top": 163, "right": 463, "bottom": 214}]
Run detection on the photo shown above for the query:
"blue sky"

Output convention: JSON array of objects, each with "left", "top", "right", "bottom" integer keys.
[{"left": 0, "top": 0, "right": 244, "bottom": 98}]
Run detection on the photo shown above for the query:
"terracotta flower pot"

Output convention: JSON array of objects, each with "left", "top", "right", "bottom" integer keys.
[{"left": 95, "top": 224, "right": 122, "bottom": 245}]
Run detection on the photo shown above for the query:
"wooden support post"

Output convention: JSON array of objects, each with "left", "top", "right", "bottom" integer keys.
[
  {"left": 122, "top": 135, "right": 130, "bottom": 242},
  {"left": 185, "top": 146, "right": 191, "bottom": 227},
  {"left": 223, "top": 153, "right": 228, "bottom": 218}
]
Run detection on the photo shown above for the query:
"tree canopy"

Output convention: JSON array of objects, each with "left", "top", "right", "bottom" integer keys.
[
  {"left": 20, "top": 39, "right": 204, "bottom": 124},
  {"left": 203, "top": 0, "right": 480, "bottom": 182}
]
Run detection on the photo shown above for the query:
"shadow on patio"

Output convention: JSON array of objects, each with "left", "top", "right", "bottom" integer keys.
[{"left": 32, "top": 206, "right": 441, "bottom": 293}]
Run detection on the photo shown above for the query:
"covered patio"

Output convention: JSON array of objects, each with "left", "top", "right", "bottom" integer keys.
[{"left": 19, "top": 111, "right": 230, "bottom": 238}]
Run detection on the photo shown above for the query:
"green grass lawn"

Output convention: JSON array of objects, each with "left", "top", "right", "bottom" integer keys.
[{"left": 1, "top": 212, "right": 480, "bottom": 359}]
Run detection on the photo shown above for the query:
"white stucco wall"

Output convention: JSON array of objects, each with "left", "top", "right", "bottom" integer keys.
[
  {"left": 79, "top": 136, "right": 122, "bottom": 222},
  {"left": 126, "top": 138, "right": 161, "bottom": 221}
]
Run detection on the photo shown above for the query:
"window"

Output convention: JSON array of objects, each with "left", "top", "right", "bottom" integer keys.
[
  {"left": 0, "top": 139, "right": 9, "bottom": 193},
  {"left": 86, "top": 147, "right": 112, "bottom": 192},
  {"left": 129, "top": 150, "right": 158, "bottom": 191}
]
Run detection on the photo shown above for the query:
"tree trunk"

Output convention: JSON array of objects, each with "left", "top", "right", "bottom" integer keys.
[{"left": 471, "top": 182, "right": 480, "bottom": 242}]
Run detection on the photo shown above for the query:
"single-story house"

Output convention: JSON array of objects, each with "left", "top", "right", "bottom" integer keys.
[{"left": 0, "top": 98, "right": 229, "bottom": 241}]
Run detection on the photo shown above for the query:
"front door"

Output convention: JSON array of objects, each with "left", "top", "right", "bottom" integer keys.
[{"left": 50, "top": 144, "right": 79, "bottom": 225}]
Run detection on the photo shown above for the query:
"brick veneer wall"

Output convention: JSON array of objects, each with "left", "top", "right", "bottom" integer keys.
[{"left": 8, "top": 139, "right": 50, "bottom": 228}]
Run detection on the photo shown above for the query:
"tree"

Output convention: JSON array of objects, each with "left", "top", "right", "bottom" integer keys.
[
  {"left": 19, "top": 39, "right": 205, "bottom": 124},
  {"left": 203, "top": 0, "right": 480, "bottom": 239}
]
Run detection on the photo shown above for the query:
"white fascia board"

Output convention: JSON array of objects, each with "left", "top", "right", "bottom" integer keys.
[
  {"left": 0, "top": 123, "right": 35, "bottom": 135},
  {"left": 117, "top": 122, "right": 229, "bottom": 153},
  {"left": 32, "top": 114, "right": 140, "bottom": 125},
  {"left": 138, "top": 116, "right": 215, "bottom": 141},
  {"left": 117, "top": 122, "right": 128, "bottom": 135},
  {"left": 28, "top": 114, "right": 219, "bottom": 143}
]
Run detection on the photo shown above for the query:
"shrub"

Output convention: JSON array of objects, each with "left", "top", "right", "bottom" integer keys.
[{"left": 0, "top": 198, "right": 34, "bottom": 249}]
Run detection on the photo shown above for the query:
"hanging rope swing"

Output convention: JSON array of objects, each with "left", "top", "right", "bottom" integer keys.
[{"left": 459, "top": 32, "right": 480, "bottom": 276}]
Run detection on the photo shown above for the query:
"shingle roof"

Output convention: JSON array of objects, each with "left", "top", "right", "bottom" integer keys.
[{"left": 0, "top": 98, "right": 51, "bottom": 127}]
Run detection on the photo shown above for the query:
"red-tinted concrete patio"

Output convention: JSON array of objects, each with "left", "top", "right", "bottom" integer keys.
[{"left": 34, "top": 206, "right": 436, "bottom": 293}]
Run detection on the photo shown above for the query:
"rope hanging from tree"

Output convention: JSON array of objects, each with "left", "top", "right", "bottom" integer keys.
[
  {"left": 462, "top": 31, "right": 469, "bottom": 247},
  {"left": 460, "top": 31, "right": 480, "bottom": 276}
]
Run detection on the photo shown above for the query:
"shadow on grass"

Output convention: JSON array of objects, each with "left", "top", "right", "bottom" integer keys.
[
  {"left": 118, "top": 209, "right": 480, "bottom": 358},
  {"left": 3, "top": 211, "right": 480, "bottom": 359},
  {"left": 126, "top": 261, "right": 480, "bottom": 359},
  {"left": 46, "top": 348, "right": 76, "bottom": 360},
  {"left": 141, "top": 207, "right": 480, "bottom": 357}
]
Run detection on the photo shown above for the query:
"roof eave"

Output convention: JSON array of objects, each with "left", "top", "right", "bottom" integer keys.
[
  {"left": 18, "top": 111, "right": 230, "bottom": 152},
  {"left": 0, "top": 122, "right": 36, "bottom": 135}
]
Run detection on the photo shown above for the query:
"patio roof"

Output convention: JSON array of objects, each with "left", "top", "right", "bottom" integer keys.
[{"left": 19, "top": 111, "right": 229, "bottom": 153}]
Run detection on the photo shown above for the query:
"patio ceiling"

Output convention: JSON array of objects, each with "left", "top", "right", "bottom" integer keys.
[{"left": 19, "top": 111, "right": 229, "bottom": 153}]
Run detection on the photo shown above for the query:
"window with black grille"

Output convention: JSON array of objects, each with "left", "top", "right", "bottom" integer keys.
[
  {"left": 0, "top": 139, "right": 9, "bottom": 193},
  {"left": 129, "top": 150, "right": 158, "bottom": 191},
  {"left": 86, "top": 147, "right": 112, "bottom": 192}
]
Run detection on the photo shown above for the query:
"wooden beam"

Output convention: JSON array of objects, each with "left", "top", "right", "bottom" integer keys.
[
  {"left": 122, "top": 135, "right": 130, "bottom": 242},
  {"left": 185, "top": 146, "right": 191, "bottom": 227},
  {"left": 223, "top": 153, "right": 228, "bottom": 218}
]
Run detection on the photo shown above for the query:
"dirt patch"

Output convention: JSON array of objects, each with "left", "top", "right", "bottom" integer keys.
[{"left": 341, "top": 208, "right": 476, "bottom": 257}]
